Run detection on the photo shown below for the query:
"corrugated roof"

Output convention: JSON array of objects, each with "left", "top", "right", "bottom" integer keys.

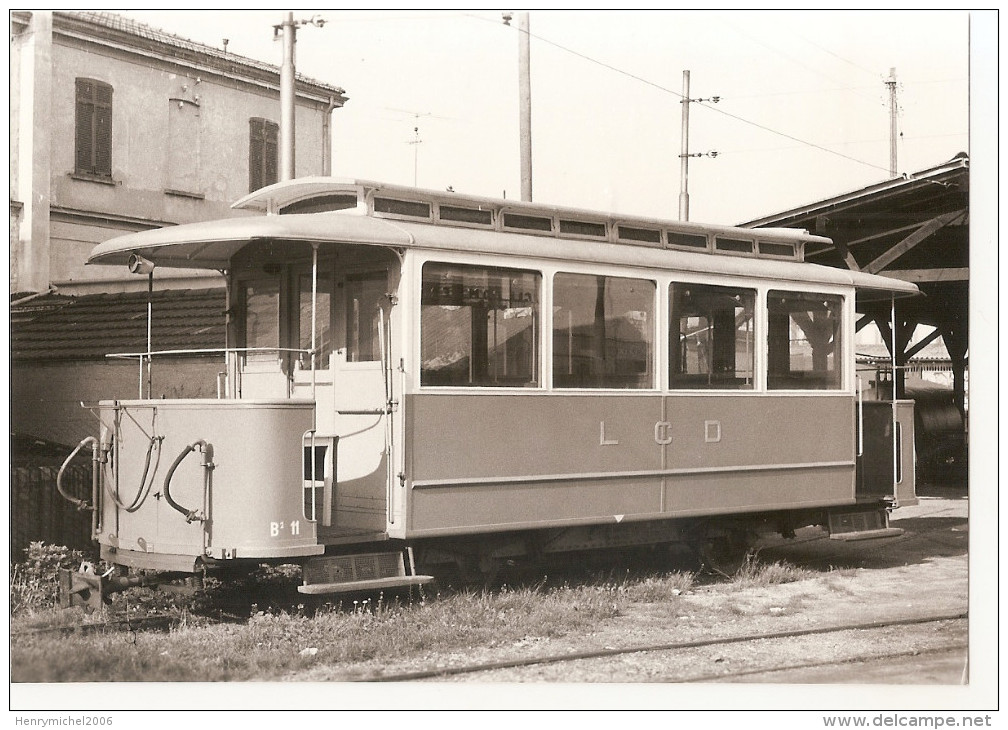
[
  {"left": 10, "top": 288, "right": 226, "bottom": 362},
  {"left": 51, "top": 11, "right": 346, "bottom": 100}
]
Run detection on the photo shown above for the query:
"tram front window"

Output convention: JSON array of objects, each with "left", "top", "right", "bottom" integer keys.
[
  {"left": 767, "top": 291, "right": 843, "bottom": 390},
  {"left": 244, "top": 281, "right": 280, "bottom": 351},
  {"left": 421, "top": 262, "right": 540, "bottom": 387},
  {"left": 346, "top": 273, "right": 386, "bottom": 362},
  {"left": 670, "top": 283, "right": 755, "bottom": 389},
  {"left": 297, "top": 272, "right": 333, "bottom": 369}
]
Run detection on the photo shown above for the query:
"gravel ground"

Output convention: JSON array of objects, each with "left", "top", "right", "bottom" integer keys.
[{"left": 289, "top": 486, "right": 970, "bottom": 687}]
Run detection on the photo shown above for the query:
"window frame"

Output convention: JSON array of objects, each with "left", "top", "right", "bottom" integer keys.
[
  {"left": 667, "top": 280, "right": 758, "bottom": 392},
  {"left": 765, "top": 289, "right": 847, "bottom": 392},
  {"left": 417, "top": 258, "right": 543, "bottom": 390},
  {"left": 551, "top": 270, "right": 658, "bottom": 390}
]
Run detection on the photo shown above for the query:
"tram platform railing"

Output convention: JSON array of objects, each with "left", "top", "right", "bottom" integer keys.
[{"left": 106, "top": 346, "right": 318, "bottom": 400}]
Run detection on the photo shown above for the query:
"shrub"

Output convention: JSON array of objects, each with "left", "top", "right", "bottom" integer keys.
[{"left": 10, "top": 542, "right": 88, "bottom": 615}]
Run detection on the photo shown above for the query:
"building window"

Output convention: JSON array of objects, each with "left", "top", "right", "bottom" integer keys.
[
  {"left": 421, "top": 262, "right": 540, "bottom": 387},
  {"left": 75, "top": 78, "right": 113, "bottom": 178},
  {"left": 767, "top": 291, "right": 844, "bottom": 390},
  {"left": 249, "top": 118, "right": 279, "bottom": 192},
  {"left": 670, "top": 282, "right": 756, "bottom": 389},
  {"left": 553, "top": 273, "right": 655, "bottom": 389}
]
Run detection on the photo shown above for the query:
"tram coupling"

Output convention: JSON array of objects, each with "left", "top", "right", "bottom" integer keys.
[{"left": 59, "top": 563, "right": 195, "bottom": 612}]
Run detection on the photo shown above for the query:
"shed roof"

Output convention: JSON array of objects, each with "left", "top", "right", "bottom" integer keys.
[
  {"left": 741, "top": 153, "right": 968, "bottom": 335},
  {"left": 10, "top": 288, "right": 226, "bottom": 362}
]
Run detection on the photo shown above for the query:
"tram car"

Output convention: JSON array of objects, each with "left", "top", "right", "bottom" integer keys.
[{"left": 58, "top": 178, "right": 918, "bottom": 602}]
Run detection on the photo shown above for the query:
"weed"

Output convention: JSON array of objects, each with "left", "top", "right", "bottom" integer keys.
[
  {"left": 9, "top": 542, "right": 90, "bottom": 615},
  {"left": 728, "top": 554, "right": 816, "bottom": 587}
]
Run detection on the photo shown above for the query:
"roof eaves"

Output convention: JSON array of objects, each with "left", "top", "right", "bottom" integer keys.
[
  {"left": 741, "top": 154, "right": 970, "bottom": 228},
  {"left": 53, "top": 11, "right": 346, "bottom": 102}
]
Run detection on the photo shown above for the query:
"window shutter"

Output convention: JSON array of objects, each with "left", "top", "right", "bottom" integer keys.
[
  {"left": 94, "top": 82, "right": 113, "bottom": 176},
  {"left": 249, "top": 118, "right": 279, "bottom": 192},
  {"left": 264, "top": 121, "right": 278, "bottom": 187},
  {"left": 249, "top": 119, "right": 264, "bottom": 192},
  {"left": 74, "top": 78, "right": 112, "bottom": 177},
  {"left": 75, "top": 79, "right": 94, "bottom": 174}
]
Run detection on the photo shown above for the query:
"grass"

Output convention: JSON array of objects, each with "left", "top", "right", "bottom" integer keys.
[
  {"left": 10, "top": 544, "right": 818, "bottom": 683},
  {"left": 726, "top": 552, "right": 817, "bottom": 587},
  {"left": 10, "top": 567, "right": 697, "bottom": 682}
]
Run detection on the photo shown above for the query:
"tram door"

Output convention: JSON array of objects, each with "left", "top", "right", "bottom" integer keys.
[
  {"left": 287, "top": 254, "right": 399, "bottom": 537},
  {"left": 328, "top": 271, "right": 392, "bottom": 533}
]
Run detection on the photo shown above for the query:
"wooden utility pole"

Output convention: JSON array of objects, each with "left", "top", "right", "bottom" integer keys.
[
  {"left": 518, "top": 12, "right": 533, "bottom": 201},
  {"left": 886, "top": 67, "right": 898, "bottom": 178}
]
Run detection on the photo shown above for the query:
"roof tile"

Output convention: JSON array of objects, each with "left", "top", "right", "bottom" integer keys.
[{"left": 11, "top": 289, "right": 226, "bottom": 362}]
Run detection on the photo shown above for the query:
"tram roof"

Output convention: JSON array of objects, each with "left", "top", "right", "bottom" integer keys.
[{"left": 88, "top": 179, "right": 918, "bottom": 302}]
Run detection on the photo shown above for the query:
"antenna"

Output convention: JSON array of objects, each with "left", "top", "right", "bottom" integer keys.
[{"left": 383, "top": 107, "right": 453, "bottom": 187}]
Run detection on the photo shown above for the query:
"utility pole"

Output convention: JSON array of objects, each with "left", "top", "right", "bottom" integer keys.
[
  {"left": 409, "top": 125, "right": 422, "bottom": 186},
  {"left": 518, "top": 12, "right": 533, "bottom": 201},
  {"left": 274, "top": 14, "right": 325, "bottom": 182},
  {"left": 886, "top": 67, "right": 898, "bottom": 178},
  {"left": 678, "top": 70, "right": 719, "bottom": 221},
  {"left": 679, "top": 70, "right": 691, "bottom": 221}
]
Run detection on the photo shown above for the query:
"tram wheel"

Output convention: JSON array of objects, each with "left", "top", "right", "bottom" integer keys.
[{"left": 698, "top": 529, "right": 752, "bottom": 578}]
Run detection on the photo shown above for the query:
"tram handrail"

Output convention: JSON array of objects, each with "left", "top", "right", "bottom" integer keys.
[{"left": 105, "top": 346, "right": 314, "bottom": 359}]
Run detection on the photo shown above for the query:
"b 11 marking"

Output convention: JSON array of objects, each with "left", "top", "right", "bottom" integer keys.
[{"left": 270, "top": 520, "right": 301, "bottom": 537}]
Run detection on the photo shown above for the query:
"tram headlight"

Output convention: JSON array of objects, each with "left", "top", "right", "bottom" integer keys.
[{"left": 128, "top": 254, "right": 155, "bottom": 275}]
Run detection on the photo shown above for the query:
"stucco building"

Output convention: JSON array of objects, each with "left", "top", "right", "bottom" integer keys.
[{"left": 10, "top": 10, "right": 347, "bottom": 295}]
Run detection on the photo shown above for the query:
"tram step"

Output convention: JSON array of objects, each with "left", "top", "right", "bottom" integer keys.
[
  {"left": 298, "top": 575, "right": 434, "bottom": 595},
  {"left": 829, "top": 527, "right": 904, "bottom": 542},
  {"left": 827, "top": 509, "right": 903, "bottom": 541},
  {"left": 299, "top": 548, "right": 433, "bottom": 595}
]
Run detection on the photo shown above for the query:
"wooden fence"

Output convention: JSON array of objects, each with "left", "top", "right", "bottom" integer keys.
[{"left": 10, "top": 465, "right": 95, "bottom": 560}]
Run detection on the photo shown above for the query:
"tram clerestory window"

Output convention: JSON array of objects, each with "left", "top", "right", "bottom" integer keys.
[
  {"left": 553, "top": 273, "right": 655, "bottom": 389},
  {"left": 421, "top": 263, "right": 540, "bottom": 387},
  {"left": 767, "top": 291, "right": 843, "bottom": 390},
  {"left": 670, "top": 283, "right": 755, "bottom": 389}
]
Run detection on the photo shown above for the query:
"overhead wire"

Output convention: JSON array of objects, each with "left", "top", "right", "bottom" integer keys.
[{"left": 472, "top": 12, "right": 894, "bottom": 174}]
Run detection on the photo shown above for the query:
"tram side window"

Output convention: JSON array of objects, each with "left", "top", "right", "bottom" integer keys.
[
  {"left": 767, "top": 291, "right": 843, "bottom": 390},
  {"left": 670, "top": 283, "right": 755, "bottom": 389},
  {"left": 553, "top": 273, "right": 655, "bottom": 389},
  {"left": 296, "top": 272, "right": 333, "bottom": 369},
  {"left": 421, "top": 263, "right": 540, "bottom": 387}
]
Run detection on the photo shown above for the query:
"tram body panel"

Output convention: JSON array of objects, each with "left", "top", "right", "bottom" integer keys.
[
  {"left": 662, "top": 394, "right": 854, "bottom": 471},
  {"left": 402, "top": 392, "right": 857, "bottom": 536},
  {"left": 97, "top": 399, "right": 320, "bottom": 569}
]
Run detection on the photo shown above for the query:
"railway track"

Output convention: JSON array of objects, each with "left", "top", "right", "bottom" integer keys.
[
  {"left": 10, "top": 609, "right": 246, "bottom": 639},
  {"left": 356, "top": 611, "right": 967, "bottom": 682}
]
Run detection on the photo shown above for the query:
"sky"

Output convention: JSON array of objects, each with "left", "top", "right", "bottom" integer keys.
[{"left": 123, "top": 9, "right": 979, "bottom": 225}]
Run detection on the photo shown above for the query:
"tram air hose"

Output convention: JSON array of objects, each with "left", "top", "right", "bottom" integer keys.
[
  {"left": 57, "top": 437, "right": 97, "bottom": 511},
  {"left": 163, "top": 440, "right": 213, "bottom": 523},
  {"left": 103, "top": 434, "right": 162, "bottom": 513}
]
